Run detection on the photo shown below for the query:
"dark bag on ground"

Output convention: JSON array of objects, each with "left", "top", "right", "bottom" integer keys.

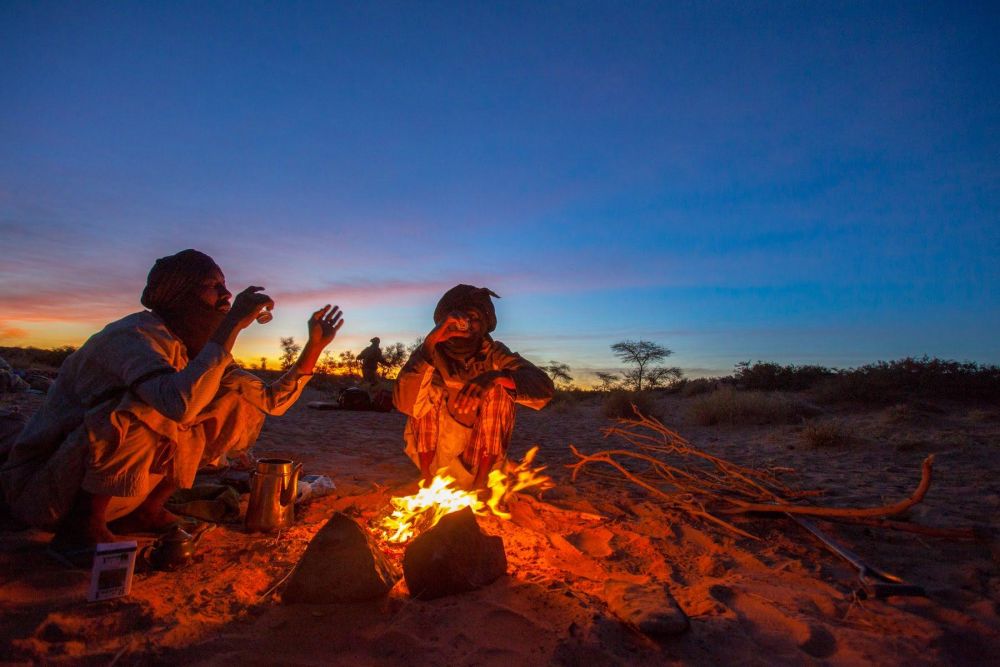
[
  {"left": 338, "top": 387, "right": 372, "bottom": 411},
  {"left": 370, "top": 388, "right": 393, "bottom": 413}
]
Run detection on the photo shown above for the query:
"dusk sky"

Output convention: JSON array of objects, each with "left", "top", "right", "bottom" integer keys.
[{"left": 2, "top": 1, "right": 998, "bottom": 383}]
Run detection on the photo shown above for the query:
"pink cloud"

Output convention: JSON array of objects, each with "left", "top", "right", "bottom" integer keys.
[
  {"left": 0, "top": 286, "right": 138, "bottom": 323},
  {"left": 0, "top": 325, "right": 29, "bottom": 340}
]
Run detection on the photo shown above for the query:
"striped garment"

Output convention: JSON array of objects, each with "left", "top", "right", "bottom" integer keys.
[{"left": 413, "top": 384, "right": 515, "bottom": 466}]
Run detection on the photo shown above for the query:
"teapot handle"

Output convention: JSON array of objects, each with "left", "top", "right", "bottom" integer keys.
[{"left": 281, "top": 462, "right": 303, "bottom": 505}]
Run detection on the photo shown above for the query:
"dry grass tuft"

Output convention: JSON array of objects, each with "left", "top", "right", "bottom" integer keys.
[
  {"left": 966, "top": 408, "right": 1000, "bottom": 423},
  {"left": 801, "top": 420, "right": 851, "bottom": 448},
  {"left": 688, "top": 387, "right": 818, "bottom": 426},
  {"left": 680, "top": 378, "right": 719, "bottom": 397},
  {"left": 882, "top": 403, "right": 915, "bottom": 425},
  {"left": 602, "top": 391, "right": 660, "bottom": 421}
]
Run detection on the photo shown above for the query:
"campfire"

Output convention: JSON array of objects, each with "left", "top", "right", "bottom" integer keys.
[{"left": 377, "top": 446, "right": 553, "bottom": 545}]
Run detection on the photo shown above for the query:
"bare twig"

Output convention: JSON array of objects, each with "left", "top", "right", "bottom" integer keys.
[{"left": 719, "top": 456, "right": 934, "bottom": 519}]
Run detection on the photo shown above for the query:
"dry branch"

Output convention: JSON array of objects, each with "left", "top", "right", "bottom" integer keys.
[
  {"left": 568, "top": 408, "right": 938, "bottom": 539},
  {"left": 719, "top": 455, "right": 934, "bottom": 519}
]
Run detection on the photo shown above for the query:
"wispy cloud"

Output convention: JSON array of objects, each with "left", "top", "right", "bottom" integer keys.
[{"left": 0, "top": 325, "right": 28, "bottom": 340}]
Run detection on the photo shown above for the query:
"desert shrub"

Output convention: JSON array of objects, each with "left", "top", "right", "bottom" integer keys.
[
  {"left": 0, "top": 346, "right": 77, "bottom": 372},
  {"left": 880, "top": 403, "right": 915, "bottom": 425},
  {"left": 681, "top": 378, "right": 719, "bottom": 397},
  {"left": 966, "top": 409, "right": 1000, "bottom": 423},
  {"left": 549, "top": 388, "right": 593, "bottom": 413},
  {"left": 688, "top": 387, "right": 817, "bottom": 426},
  {"left": 811, "top": 357, "right": 1000, "bottom": 404},
  {"left": 734, "top": 361, "right": 833, "bottom": 392},
  {"left": 801, "top": 420, "right": 851, "bottom": 448},
  {"left": 602, "top": 391, "right": 660, "bottom": 421}
]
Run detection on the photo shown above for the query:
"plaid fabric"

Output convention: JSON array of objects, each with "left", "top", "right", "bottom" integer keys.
[
  {"left": 413, "top": 398, "right": 440, "bottom": 454},
  {"left": 464, "top": 385, "right": 515, "bottom": 463},
  {"left": 412, "top": 385, "right": 515, "bottom": 464}
]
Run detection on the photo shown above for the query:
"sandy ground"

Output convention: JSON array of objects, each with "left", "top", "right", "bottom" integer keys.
[{"left": 2, "top": 387, "right": 999, "bottom": 665}]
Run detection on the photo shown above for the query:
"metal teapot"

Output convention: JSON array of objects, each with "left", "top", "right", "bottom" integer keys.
[
  {"left": 245, "top": 458, "right": 302, "bottom": 533},
  {"left": 146, "top": 524, "right": 196, "bottom": 571}
]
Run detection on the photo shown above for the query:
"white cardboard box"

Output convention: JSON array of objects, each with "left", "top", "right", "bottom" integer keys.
[{"left": 87, "top": 541, "right": 138, "bottom": 602}]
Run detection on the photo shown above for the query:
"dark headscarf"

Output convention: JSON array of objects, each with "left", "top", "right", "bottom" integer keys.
[
  {"left": 140, "top": 249, "right": 221, "bottom": 312},
  {"left": 433, "top": 285, "right": 500, "bottom": 333}
]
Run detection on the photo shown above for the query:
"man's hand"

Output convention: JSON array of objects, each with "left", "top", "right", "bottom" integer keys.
[
  {"left": 211, "top": 286, "right": 275, "bottom": 352},
  {"left": 292, "top": 304, "right": 345, "bottom": 374},
  {"left": 229, "top": 287, "right": 275, "bottom": 331},
  {"left": 307, "top": 305, "right": 344, "bottom": 349},
  {"left": 424, "top": 311, "right": 472, "bottom": 351},
  {"left": 452, "top": 370, "right": 513, "bottom": 416}
]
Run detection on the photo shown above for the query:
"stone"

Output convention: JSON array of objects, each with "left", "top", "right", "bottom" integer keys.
[
  {"left": 603, "top": 579, "right": 690, "bottom": 638},
  {"left": 282, "top": 512, "right": 399, "bottom": 604},
  {"left": 402, "top": 507, "right": 507, "bottom": 600}
]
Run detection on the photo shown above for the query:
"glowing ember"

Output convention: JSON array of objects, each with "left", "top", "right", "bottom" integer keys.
[{"left": 378, "top": 446, "right": 553, "bottom": 544}]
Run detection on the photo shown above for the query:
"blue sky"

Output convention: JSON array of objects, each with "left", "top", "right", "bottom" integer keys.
[{"left": 2, "top": 1, "right": 998, "bottom": 382}]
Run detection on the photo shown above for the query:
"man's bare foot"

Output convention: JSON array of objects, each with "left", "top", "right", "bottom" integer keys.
[
  {"left": 51, "top": 519, "right": 116, "bottom": 551},
  {"left": 109, "top": 507, "right": 181, "bottom": 535}
]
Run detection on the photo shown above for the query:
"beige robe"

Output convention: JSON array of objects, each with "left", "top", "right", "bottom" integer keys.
[{"left": 0, "top": 311, "right": 311, "bottom": 528}]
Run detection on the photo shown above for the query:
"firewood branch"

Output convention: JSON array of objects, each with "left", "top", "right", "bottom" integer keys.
[
  {"left": 568, "top": 408, "right": 940, "bottom": 540},
  {"left": 718, "top": 455, "right": 934, "bottom": 519}
]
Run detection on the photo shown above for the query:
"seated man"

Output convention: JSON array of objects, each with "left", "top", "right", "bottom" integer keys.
[
  {"left": 0, "top": 249, "right": 344, "bottom": 553},
  {"left": 393, "top": 285, "right": 553, "bottom": 489}
]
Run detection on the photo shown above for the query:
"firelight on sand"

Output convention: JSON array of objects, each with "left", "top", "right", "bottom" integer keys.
[{"left": 379, "top": 447, "right": 553, "bottom": 544}]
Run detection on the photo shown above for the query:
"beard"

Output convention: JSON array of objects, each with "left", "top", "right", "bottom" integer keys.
[{"left": 157, "top": 302, "right": 228, "bottom": 358}]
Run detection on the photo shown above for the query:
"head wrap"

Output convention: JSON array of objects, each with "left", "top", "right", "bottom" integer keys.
[
  {"left": 433, "top": 285, "right": 501, "bottom": 333},
  {"left": 140, "top": 249, "right": 221, "bottom": 311}
]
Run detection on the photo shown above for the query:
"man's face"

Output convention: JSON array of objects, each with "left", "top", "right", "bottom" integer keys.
[
  {"left": 190, "top": 268, "right": 232, "bottom": 313},
  {"left": 460, "top": 308, "right": 486, "bottom": 339}
]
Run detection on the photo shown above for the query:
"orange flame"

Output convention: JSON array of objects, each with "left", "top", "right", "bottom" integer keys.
[{"left": 378, "top": 446, "right": 553, "bottom": 544}]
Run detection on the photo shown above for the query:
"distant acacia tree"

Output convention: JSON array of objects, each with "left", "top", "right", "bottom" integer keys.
[
  {"left": 406, "top": 337, "right": 424, "bottom": 356},
  {"left": 610, "top": 340, "right": 682, "bottom": 391},
  {"left": 279, "top": 337, "right": 301, "bottom": 371},
  {"left": 337, "top": 350, "right": 360, "bottom": 376},
  {"left": 316, "top": 350, "right": 337, "bottom": 376},
  {"left": 541, "top": 361, "right": 574, "bottom": 390},
  {"left": 594, "top": 371, "right": 621, "bottom": 393},
  {"left": 380, "top": 342, "right": 408, "bottom": 379},
  {"left": 258, "top": 357, "right": 267, "bottom": 371}
]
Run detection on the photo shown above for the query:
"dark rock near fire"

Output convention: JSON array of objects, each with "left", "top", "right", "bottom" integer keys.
[
  {"left": 604, "top": 579, "right": 690, "bottom": 638},
  {"left": 282, "top": 512, "right": 399, "bottom": 604},
  {"left": 402, "top": 507, "right": 507, "bottom": 600}
]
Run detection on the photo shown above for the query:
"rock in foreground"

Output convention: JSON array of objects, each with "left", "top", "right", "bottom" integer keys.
[
  {"left": 283, "top": 512, "right": 399, "bottom": 603},
  {"left": 402, "top": 507, "right": 507, "bottom": 600},
  {"left": 604, "top": 579, "right": 690, "bottom": 638}
]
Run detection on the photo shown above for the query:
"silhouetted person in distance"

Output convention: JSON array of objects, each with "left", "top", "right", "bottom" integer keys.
[
  {"left": 1, "top": 249, "right": 344, "bottom": 558},
  {"left": 357, "top": 336, "right": 386, "bottom": 383},
  {"left": 393, "top": 285, "right": 554, "bottom": 489}
]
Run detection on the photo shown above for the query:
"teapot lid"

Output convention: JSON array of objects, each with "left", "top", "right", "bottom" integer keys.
[{"left": 160, "top": 524, "right": 194, "bottom": 544}]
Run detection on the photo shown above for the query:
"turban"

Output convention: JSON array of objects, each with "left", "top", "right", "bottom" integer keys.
[
  {"left": 140, "top": 249, "right": 221, "bottom": 311},
  {"left": 433, "top": 285, "right": 500, "bottom": 333}
]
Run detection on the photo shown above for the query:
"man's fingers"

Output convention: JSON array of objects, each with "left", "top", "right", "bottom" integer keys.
[{"left": 455, "top": 384, "right": 484, "bottom": 414}]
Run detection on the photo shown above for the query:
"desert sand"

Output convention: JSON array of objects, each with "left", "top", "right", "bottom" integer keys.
[{"left": 2, "top": 386, "right": 999, "bottom": 665}]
